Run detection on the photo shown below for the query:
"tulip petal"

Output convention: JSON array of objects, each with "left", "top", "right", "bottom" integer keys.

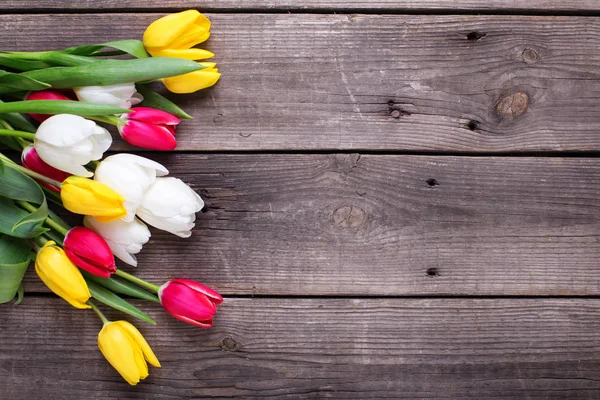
[
  {"left": 129, "top": 107, "right": 180, "bottom": 126},
  {"left": 116, "top": 321, "right": 161, "bottom": 368},
  {"left": 61, "top": 177, "right": 127, "bottom": 221},
  {"left": 98, "top": 323, "right": 144, "bottom": 385},
  {"left": 121, "top": 120, "right": 177, "bottom": 151},
  {"left": 170, "top": 313, "right": 214, "bottom": 328},
  {"left": 172, "top": 278, "right": 223, "bottom": 304},
  {"left": 148, "top": 47, "right": 214, "bottom": 61},
  {"left": 143, "top": 10, "right": 208, "bottom": 48},
  {"left": 162, "top": 70, "right": 221, "bottom": 94}
]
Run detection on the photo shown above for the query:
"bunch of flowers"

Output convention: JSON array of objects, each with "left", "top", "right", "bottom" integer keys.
[{"left": 0, "top": 10, "right": 223, "bottom": 385}]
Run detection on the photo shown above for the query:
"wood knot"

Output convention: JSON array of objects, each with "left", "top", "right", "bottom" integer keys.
[
  {"left": 332, "top": 205, "right": 366, "bottom": 228},
  {"left": 220, "top": 336, "right": 238, "bottom": 352},
  {"left": 521, "top": 48, "right": 540, "bottom": 64},
  {"left": 496, "top": 92, "right": 528, "bottom": 122}
]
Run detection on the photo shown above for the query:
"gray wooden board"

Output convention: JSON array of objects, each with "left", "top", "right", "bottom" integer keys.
[
  {"left": 2, "top": 14, "right": 600, "bottom": 151},
  {"left": 2, "top": 0, "right": 600, "bottom": 11},
  {"left": 21, "top": 154, "right": 600, "bottom": 296},
  {"left": 2, "top": 297, "right": 600, "bottom": 399}
]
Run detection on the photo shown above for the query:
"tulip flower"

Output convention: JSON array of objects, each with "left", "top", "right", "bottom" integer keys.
[
  {"left": 162, "top": 62, "right": 220, "bottom": 94},
  {"left": 94, "top": 154, "right": 169, "bottom": 221},
  {"left": 84, "top": 216, "right": 151, "bottom": 267},
  {"left": 74, "top": 83, "right": 143, "bottom": 109},
  {"left": 35, "top": 241, "right": 91, "bottom": 309},
  {"left": 98, "top": 320, "right": 160, "bottom": 385},
  {"left": 63, "top": 226, "right": 116, "bottom": 278},
  {"left": 143, "top": 10, "right": 214, "bottom": 61},
  {"left": 158, "top": 279, "right": 222, "bottom": 328},
  {"left": 61, "top": 176, "right": 127, "bottom": 222},
  {"left": 21, "top": 145, "right": 70, "bottom": 192},
  {"left": 118, "top": 107, "right": 179, "bottom": 150},
  {"left": 34, "top": 114, "right": 112, "bottom": 177},
  {"left": 137, "top": 177, "right": 204, "bottom": 238},
  {"left": 26, "top": 89, "right": 71, "bottom": 122}
]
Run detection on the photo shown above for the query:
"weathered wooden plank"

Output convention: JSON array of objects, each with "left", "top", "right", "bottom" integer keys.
[
  {"left": 2, "top": 14, "right": 600, "bottom": 151},
  {"left": 22, "top": 154, "right": 600, "bottom": 296},
  {"left": 2, "top": 0, "right": 600, "bottom": 11},
  {"left": 2, "top": 297, "right": 600, "bottom": 399}
]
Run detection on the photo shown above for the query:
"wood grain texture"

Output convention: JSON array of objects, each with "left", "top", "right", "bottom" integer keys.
[
  {"left": 2, "top": 14, "right": 600, "bottom": 151},
  {"left": 22, "top": 154, "right": 600, "bottom": 296},
  {"left": 2, "top": 0, "right": 600, "bottom": 11},
  {"left": 2, "top": 297, "right": 600, "bottom": 399}
]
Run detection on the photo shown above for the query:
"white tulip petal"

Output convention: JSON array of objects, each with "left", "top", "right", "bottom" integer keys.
[{"left": 35, "top": 114, "right": 99, "bottom": 147}]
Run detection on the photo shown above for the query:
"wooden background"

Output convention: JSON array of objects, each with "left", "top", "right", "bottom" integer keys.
[{"left": 2, "top": 1, "right": 600, "bottom": 399}]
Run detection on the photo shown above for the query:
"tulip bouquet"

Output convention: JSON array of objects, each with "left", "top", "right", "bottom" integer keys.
[{"left": 0, "top": 10, "right": 224, "bottom": 385}]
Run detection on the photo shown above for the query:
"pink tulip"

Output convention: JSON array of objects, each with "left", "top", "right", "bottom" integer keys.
[
  {"left": 63, "top": 226, "right": 117, "bottom": 278},
  {"left": 118, "top": 107, "right": 179, "bottom": 150},
  {"left": 26, "top": 89, "right": 71, "bottom": 122},
  {"left": 21, "top": 145, "right": 71, "bottom": 192},
  {"left": 158, "top": 279, "right": 223, "bottom": 328}
]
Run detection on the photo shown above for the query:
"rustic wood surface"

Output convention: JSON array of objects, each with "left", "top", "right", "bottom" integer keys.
[
  {"left": 3, "top": 297, "right": 600, "bottom": 399},
  {"left": 2, "top": 14, "right": 600, "bottom": 151},
  {"left": 2, "top": 1, "right": 600, "bottom": 399},
  {"left": 3, "top": 0, "right": 600, "bottom": 11},
  {"left": 22, "top": 153, "right": 600, "bottom": 296}
]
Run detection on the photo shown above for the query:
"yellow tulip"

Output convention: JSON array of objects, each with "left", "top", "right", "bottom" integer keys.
[
  {"left": 35, "top": 241, "right": 91, "bottom": 309},
  {"left": 61, "top": 176, "right": 127, "bottom": 222},
  {"left": 143, "top": 10, "right": 214, "bottom": 61},
  {"left": 98, "top": 321, "right": 161, "bottom": 385},
  {"left": 162, "top": 62, "right": 221, "bottom": 94}
]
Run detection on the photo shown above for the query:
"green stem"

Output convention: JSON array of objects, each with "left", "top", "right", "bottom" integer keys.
[
  {"left": 0, "top": 152, "right": 62, "bottom": 188},
  {"left": 115, "top": 269, "right": 161, "bottom": 293},
  {"left": 17, "top": 200, "right": 70, "bottom": 236},
  {"left": 88, "top": 299, "right": 110, "bottom": 325},
  {"left": 29, "top": 234, "right": 49, "bottom": 250},
  {"left": 86, "top": 115, "right": 125, "bottom": 126},
  {"left": 0, "top": 128, "right": 35, "bottom": 141}
]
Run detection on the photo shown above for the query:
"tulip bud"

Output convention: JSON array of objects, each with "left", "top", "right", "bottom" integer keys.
[
  {"left": 137, "top": 177, "right": 204, "bottom": 238},
  {"left": 26, "top": 89, "right": 71, "bottom": 122},
  {"left": 21, "top": 145, "right": 70, "bottom": 192},
  {"left": 118, "top": 107, "right": 179, "bottom": 150},
  {"left": 35, "top": 241, "right": 91, "bottom": 309},
  {"left": 63, "top": 226, "right": 116, "bottom": 278},
  {"left": 158, "top": 279, "right": 222, "bottom": 328},
  {"left": 34, "top": 114, "right": 112, "bottom": 177},
  {"left": 61, "top": 176, "right": 127, "bottom": 222},
  {"left": 74, "top": 83, "right": 143, "bottom": 109},
  {"left": 98, "top": 320, "right": 161, "bottom": 385}
]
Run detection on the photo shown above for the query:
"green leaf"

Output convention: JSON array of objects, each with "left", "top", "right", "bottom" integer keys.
[
  {"left": 0, "top": 55, "right": 52, "bottom": 71},
  {"left": 0, "top": 70, "right": 50, "bottom": 91},
  {"left": 0, "top": 100, "right": 129, "bottom": 117},
  {"left": 86, "top": 279, "right": 156, "bottom": 324},
  {"left": 13, "top": 196, "right": 48, "bottom": 232},
  {"left": 82, "top": 270, "right": 159, "bottom": 302},
  {"left": 63, "top": 40, "right": 149, "bottom": 60},
  {"left": 0, "top": 136, "right": 21, "bottom": 151},
  {"left": 0, "top": 99, "right": 38, "bottom": 132},
  {"left": 14, "top": 57, "right": 205, "bottom": 91},
  {"left": 0, "top": 234, "right": 33, "bottom": 303},
  {"left": 0, "top": 198, "right": 47, "bottom": 238},
  {"left": 137, "top": 84, "right": 193, "bottom": 119},
  {"left": 0, "top": 161, "right": 45, "bottom": 204}
]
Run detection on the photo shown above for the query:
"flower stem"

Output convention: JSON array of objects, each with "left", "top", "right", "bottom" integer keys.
[
  {"left": 88, "top": 299, "right": 110, "bottom": 325},
  {"left": 0, "top": 128, "right": 35, "bottom": 141},
  {"left": 16, "top": 200, "right": 70, "bottom": 236},
  {"left": 86, "top": 115, "right": 125, "bottom": 126},
  {"left": 115, "top": 269, "right": 161, "bottom": 293},
  {"left": 0, "top": 152, "right": 62, "bottom": 188}
]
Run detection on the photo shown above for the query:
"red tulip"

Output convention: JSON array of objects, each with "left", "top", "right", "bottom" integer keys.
[
  {"left": 26, "top": 89, "right": 71, "bottom": 122},
  {"left": 21, "top": 145, "right": 71, "bottom": 192},
  {"left": 118, "top": 107, "right": 179, "bottom": 150},
  {"left": 63, "top": 226, "right": 117, "bottom": 278},
  {"left": 158, "top": 279, "right": 223, "bottom": 328}
]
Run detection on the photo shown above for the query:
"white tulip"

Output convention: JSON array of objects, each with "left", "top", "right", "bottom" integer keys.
[
  {"left": 137, "top": 177, "right": 204, "bottom": 238},
  {"left": 84, "top": 216, "right": 151, "bottom": 267},
  {"left": 34, "top": 114, "right": 112, "bottom": 177},
  {"left": 94, "top": 154, "right": 168, "bottom": 221},
  {"left": 74, "top": 82, "right": 143, "bottom": 109}
]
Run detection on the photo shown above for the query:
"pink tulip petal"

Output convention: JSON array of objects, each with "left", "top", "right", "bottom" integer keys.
[
  {"left": 171, "top": 278, "right": 223, "bottom": 304},
  {"left": 121, "top": 120, "right": 177, "bottom": 150},
  {"left": 129, "top": 107, "right": 180, "bottom": 125},
  {"left": 26, "top": 90, "right": 72, "bottom": 122}
]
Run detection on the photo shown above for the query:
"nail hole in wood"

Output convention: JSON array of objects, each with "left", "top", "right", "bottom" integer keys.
[
  {"left": 426, "top": 179, "right": 439, "bottom": 187},
  {"left": 467, "top": 120, "right": 479, "bottom": 131},
  {"left": 426, "top": 268, "right": 439, "bottom": 277},
  {"left": 466, "top": 31, "right": 486, "bottom": 41}
]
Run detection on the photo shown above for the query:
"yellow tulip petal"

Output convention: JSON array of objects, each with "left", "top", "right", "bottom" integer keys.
[
  {"left": 116, "top": 321, "right": 161, "bottom": 368},
  {"left": 147, "top": 47, "right": 214, "bottom": 61},
  {"left": 163, "top": 70, "right": 221, "bottom": 94},
  {"left": 169, "top": 28, "right": 211, "bottom": 50},
  {"left": 35, "top": 242, "right": 91, "bottom": 309},
  {"left": 99, "top": 323, "right": 145, "bottom": 386},
  {"left": 143, "top": 10, "right": 209, "bottom": 48},
  {"left": 61, "top": 177, "right": 127, "bottom": 221}
]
